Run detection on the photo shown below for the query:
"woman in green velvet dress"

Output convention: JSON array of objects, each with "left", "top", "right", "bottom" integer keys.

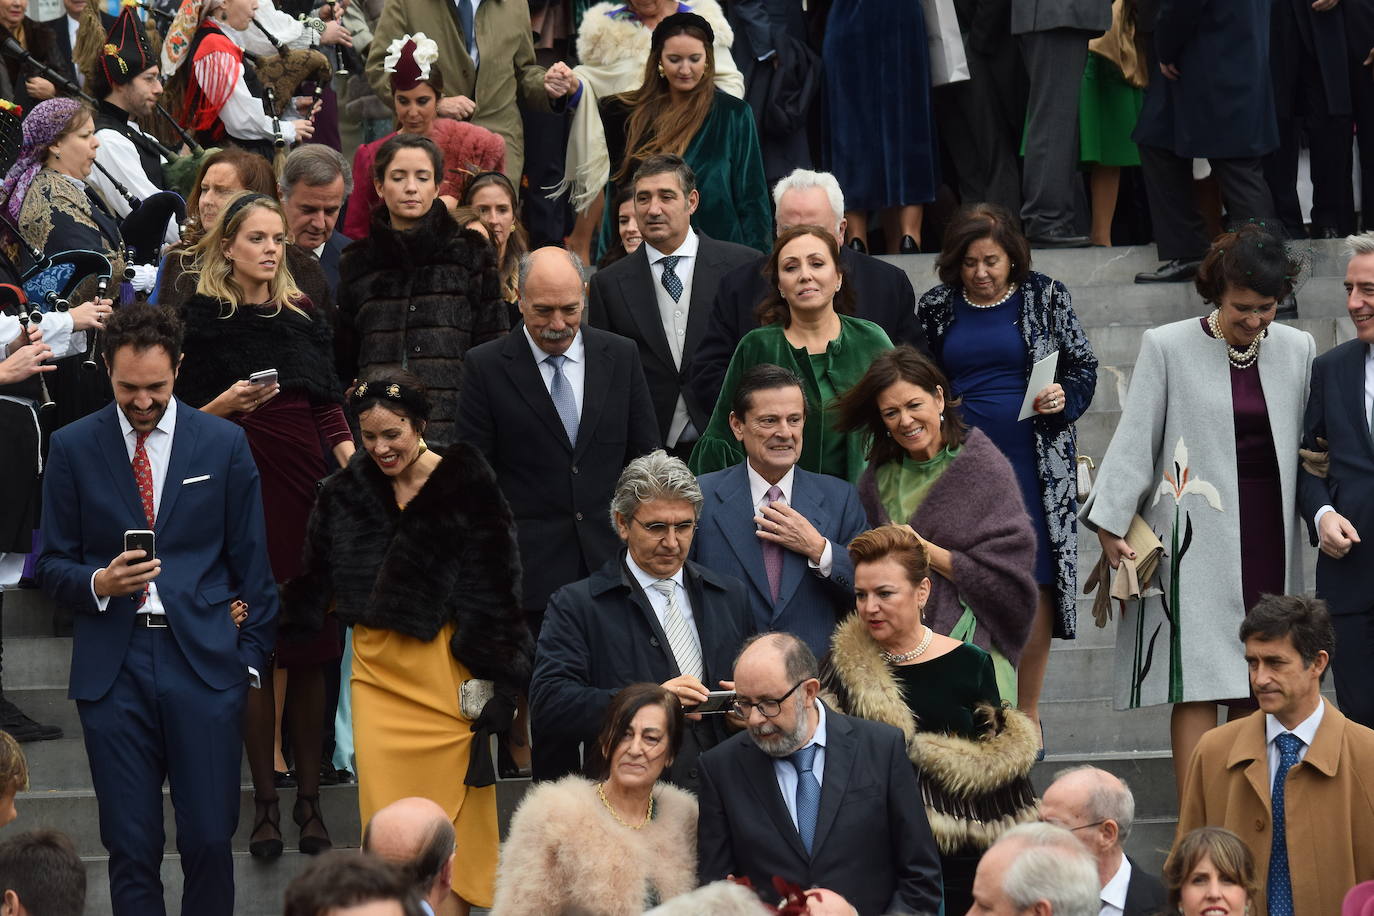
[
  {"left": 593, "top": 12, "right": 769, "bottom": 258},
  {"left": 688, "top": 225, "right": 892, "bottom": 483}
]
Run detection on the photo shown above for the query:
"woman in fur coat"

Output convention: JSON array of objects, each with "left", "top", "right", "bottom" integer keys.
[
  {"left": 492, "top": 683, "right": 698, "bottom": 916},
  {"left": 286, "top": 372, "right": 530, "bottom": 915},
  {"left": 336, "top": 133, "right": 509, "bottom": 447},
  {"left": 820, "top": 526, "right": 1038, "bottom": 915}
]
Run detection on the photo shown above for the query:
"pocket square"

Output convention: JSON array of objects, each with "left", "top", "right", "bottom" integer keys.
[{"left": 182, "top": 474, "right": 211, "bottom": 485}]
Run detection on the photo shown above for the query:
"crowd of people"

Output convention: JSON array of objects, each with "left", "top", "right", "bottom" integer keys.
[{"left": 4, "top": 0, "right": 1374, "bottom": 913}]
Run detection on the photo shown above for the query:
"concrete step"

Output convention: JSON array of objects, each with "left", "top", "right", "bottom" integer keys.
[
  {"left": 1031, "top": 750, "right": 1177, "bottom": 820},
  {"left": 1039, "top": 695, "right": 1172, "bottom": 755},
  {"left": 1, "top": 586, "right": 63, "bottom": 637},
  {"left": 5, "top": 636, "right": 71, "bottom": 691}
]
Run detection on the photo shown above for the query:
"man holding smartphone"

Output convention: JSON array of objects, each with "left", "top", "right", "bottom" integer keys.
[{"left": 36, "top": 306, "right": 278, "bottom": 916}]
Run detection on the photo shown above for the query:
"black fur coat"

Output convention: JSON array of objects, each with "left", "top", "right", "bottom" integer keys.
[
  {"left": 283, "top": 442, "right": 532, "bottom": 691},
  {"left": 335, "top": 200, "right": 509, "bottom": 447}
]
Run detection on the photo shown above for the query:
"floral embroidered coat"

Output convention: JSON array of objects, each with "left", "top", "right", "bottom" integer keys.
[{"left": 1079, "top": 318, "right": 1314, "bottom": 708}]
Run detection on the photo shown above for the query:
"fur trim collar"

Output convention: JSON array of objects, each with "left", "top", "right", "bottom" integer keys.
[
  {"left": 577, "top": 0, "right": 733, "bottom": 65},
  {"left": 357, "top": 198, "right": 484, "bottom": 266}
]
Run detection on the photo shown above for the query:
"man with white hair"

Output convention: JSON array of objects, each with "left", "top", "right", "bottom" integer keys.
[
  {"left": 1040, "top": 767, "right": 1166, "bottom": 916},
  {"left": 968, "top": 822, "right": 1101, "bottom": 916},
  {"left": 689, "top": 169, "right": 927, "bottom": 410}
]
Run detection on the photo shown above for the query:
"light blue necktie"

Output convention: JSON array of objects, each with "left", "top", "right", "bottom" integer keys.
[
  {"left": 545, "top": 354, "right": 579, "bottom": 446},
  {"left": 456, "top": 0, "right": 476, "bottom": 58},
  {"left": 1267, "top": 732, "right": 1303, "bottom": 916},
  {"left": 790, "top": 743, "right": 820, "bottom": 854},
  {"left": 659, "top": 255, "right": 683, "bottom": 302}
]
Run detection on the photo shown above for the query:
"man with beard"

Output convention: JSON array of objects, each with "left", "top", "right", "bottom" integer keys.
[{"left": 696, "top": 632, "right": 942, "bottom": 916}]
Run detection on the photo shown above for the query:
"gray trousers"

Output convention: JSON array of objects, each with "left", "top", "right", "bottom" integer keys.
[{"left": 1018, "top": 28, "right": 1090, "bottom": 236}]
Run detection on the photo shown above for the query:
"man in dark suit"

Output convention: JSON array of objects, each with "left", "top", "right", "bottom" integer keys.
[
  {"left": 280, "top": 144, "right": 352, "bottom": 294},
  {"left": 688, "top": 169, "right": 927, "bottom": 412},
  {"left": 529, "top": 450, "right": 755, "bottom": 786},
  {"left": 970, "top": 823, "right": 1101, "bottom": 914},
  {"left": 588, "top": 154, "right": 759, "bottom": 458},
  {"left": 697, "top": 632, "right": 942, "bottom": 916},
  {"left": 36, "top": 305, "right": 278, "bottom": 916},
  {"left": 1041, "top": 766, "right": 1166, "bottom": 916},
  {"left": 693, "top": 364, "right": 867, "bottom": 656},
  {"left": 42, "top": 0, "right": 113, "bottom": 89},
  {"left": 1296, "top": 233, "right": 1374, "bottom": 729}
]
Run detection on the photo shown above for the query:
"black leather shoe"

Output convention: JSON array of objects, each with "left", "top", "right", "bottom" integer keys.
[
  {"left": 846, "top": 237, "right": 867, "bottom": 254},
  {"left": 1275, "top": 293, "right": 1298, "bottom": 320},
  {"left": 898, "top": 234, "right": 919, "bottom": 254},
  {"left": 1027, "top": 231, "right": 1091, "bottom": 249},
  {"left": 1134, "top": 258, "right": 1202, "bottom": 283},
  {"left": 0, "top": 697, "right": 62, "bottom": 742}
]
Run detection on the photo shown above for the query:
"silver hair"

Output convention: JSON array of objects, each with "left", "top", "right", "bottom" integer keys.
[
  {"left": 1345, "top": 231, "right": 1374, "bottom": 259},
  {"left": 280, "top": 144, "right": 354, "bottom": 198},
  {"left": 1052, "top": 765, "right": 1136, "bottom": 843},
  {"left": 609, "top": 450, "right": 703, "bottom": 530},
  {"left": 771, "top": 169, "right": 845, "bottom": 234},
  {"left": 518, "top": 248, "right": 587, "bottom": 296},
  {"left": 997, "top": 823, "right": 1101, "bottom": 916}
]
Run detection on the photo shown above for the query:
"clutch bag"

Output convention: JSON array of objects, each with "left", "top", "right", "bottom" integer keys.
[{"left": 459, "top": 678, "right": 495, "bottom": 721}]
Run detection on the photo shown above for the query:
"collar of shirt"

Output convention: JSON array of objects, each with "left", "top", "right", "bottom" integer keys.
[
  {"left": 312, "top": 241, "right": 326, "bottom": 258},
  {"left": 115, "top": 395, "right": 178, "bottom": 448},
  {"left": 1099, "top": 853, "right": 1131, "bottom": 914},
  {"left": 747, "top": 463, "right": 795, "bottom": 510},
  {"left": 59, "top": 173, "right": 88, "bottom": 191},
  {"left": 805, "top": 698, "right": 827, "bottom": 752},
  {"left": 1265, "top": 699, "right": 1324, "bottom": 752},
  {"left": 643, "top": 228, "right": 700, "bottom": 266},
  {"left": 626, "top": 555, "right": 687, "bottom": 597},
  {"left": 522, "top": 324, "right": 585, "bottom": 367},
  {"left": 66, "top": 13, "right": 78, "bottom": 44}
]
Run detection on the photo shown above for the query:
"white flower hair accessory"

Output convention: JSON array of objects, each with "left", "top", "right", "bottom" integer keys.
[{"left": 383, "top": 32, "right": 439, "bottom": 82}]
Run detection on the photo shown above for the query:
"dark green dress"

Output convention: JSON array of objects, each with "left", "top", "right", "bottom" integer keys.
[{"left": 891, "top": 643, "right": 1000, "bottom": 739}]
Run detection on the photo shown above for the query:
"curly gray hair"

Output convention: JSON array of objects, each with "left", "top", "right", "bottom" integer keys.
[{"left": 609, "top": 450, "right": 703, "bottom": 530}]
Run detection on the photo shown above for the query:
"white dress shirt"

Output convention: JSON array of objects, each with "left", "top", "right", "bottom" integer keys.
[
  {"left": 224, "top": 0, "right": 318, "bottom": 54},
  {"left": 745, "top": 463, "right": 833, "bottom": 577},
  {"left": 1265, "top": 699, "right": 1324, "bottom": 793},
  {"left": 90, "top": 121, "right": 182, "bottom": 248},
  {"left": 643, "top": 230, "right": 699, "bottom": 447},
  {"left": 771, "top": 700, "right": 827, "bottom": 831},
  {"left": 523, "top": 325, "right": 586, "bottom": 418},
  {"left": 1314, "top": 344, "right": 1374, "bottom": 528},
  {"left": 198, "top": 25, "right": 299, "bottom": 144},
  {"left": 64, "top": 15, "right": 83, "bottom": 86},
  {"left": 626, "top": 557, "right": 702, "bottom": 658},
  {"left": 1098, "top": 853, "right": 1131, "bottom": 916}
]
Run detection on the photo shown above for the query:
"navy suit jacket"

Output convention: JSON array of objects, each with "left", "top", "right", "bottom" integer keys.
[
  {"left": 1298, "top": 339, "right": 1374, "bottom": 615},
  {"left": 318, "top": 229, "right": 349, "bottom": 293},
  {"left": 693, "top": 462, "right": 867, "bottom": 656},
  {"left": 1124, "top": 856, "right": 1167, "bottom": 916},
  {"left": 697, "top": 703, "right": 943, "bottom": 916},
  {"left": 42, "top": 12, "right": 114, "bottom": 87},
  {"left": 37, "top": 400, "right": 279, "bottom": 701}
]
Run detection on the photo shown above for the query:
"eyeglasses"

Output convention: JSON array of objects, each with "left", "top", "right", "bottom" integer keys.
[
  {"left": 731, "top": 679, "right": 808, "bottom": 719},
  {"left": 628, "top": 517, "right": 697, "bottom": 540},
  {"left": 1040, "top": 817, "right": 1108, "bottom": 832}
]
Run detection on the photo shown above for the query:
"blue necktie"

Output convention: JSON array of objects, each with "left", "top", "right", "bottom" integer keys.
[
  {"left": 659, "top": 255, "right": 683, "bottom": 302},
  {"left": 456, "top": 0, "right": 476, "bottom": 58},
  {"left": 545, "top": 354, "right": 579, "bottom": 447},
  {"left": 790, "top": 743, "right": 820, "bottom": 854},
  {"left": 1267, "top": 732, "right": 1303, "bottom": 916}
]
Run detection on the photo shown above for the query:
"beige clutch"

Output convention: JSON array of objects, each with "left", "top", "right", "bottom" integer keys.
[{"left": 1084, "top": 516, "right": 1164, "bottom": 627}]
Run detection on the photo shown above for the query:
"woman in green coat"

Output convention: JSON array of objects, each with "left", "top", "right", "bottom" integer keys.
[{"left": 689, "top": 226, "right": 893, "bottom": 484}]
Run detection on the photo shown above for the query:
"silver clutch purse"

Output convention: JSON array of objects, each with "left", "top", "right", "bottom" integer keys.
[{"left": 459, "top": 678, "right": 495, "bottom": 721}]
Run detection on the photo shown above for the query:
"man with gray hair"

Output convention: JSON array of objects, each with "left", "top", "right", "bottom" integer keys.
[
  {"left": 361, "top": 798, "right": 455, "bottom": 916},
  {"left": 279, "top": 144, "right": 354, "bottom": 293},
  {"left": 530, "top": 450, "right": 754, "bottom": 787},
  {"left": 1040, "top": 767, "right": 1166, "bottom": 916},
  {"left": 969, "top": 822, "right": 1102, "bottom": 916},
  {"left": 689, "top": 168, "right": 926, "bottom": 409}
]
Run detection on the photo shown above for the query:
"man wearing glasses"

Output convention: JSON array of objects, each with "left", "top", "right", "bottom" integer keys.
[{"left": 529, "top": 450, "right": 755, "bottom": 786}]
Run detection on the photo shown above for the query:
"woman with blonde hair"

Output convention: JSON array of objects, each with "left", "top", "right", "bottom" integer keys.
[
  {"left": 174, "top": 191, "right": 353, "bottom": 860},
  {"left": 1163, "top": 827, "right": 1258, "bottom": 916}
]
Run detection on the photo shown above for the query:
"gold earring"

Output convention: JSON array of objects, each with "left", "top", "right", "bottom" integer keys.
[{"left": 657, "top": 64, "right": 665, "bottom": 78}]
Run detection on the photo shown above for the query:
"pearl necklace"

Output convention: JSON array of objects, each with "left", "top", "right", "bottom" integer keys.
[
  {"left": 598, "top": 782, "right": 654, "bottom": 830},
  {"left": 964, "top": 283, "right": 1018, "bottom": 310},
  {"left": 880, "top": 625, "right": 934, "bottom": 664},
  {"left": 1207, "top": 309, "right": 1266, "bottom": 369}
]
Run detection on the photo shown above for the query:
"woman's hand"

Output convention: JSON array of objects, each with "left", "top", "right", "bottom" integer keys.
[
  {"left": 294, "top": 97, "right": 324, "bottom": 119},
  {"left": 205, "top": 380, "right": 281, "bottom": 417},
  {"left": 899, "top": 524, "right": 955, "bottom": 580},
  {"left": 294, "top": 119, "right": 317, "bottom": 143},
  {"left": 68, "top": 298, "right": 114, "bottom": 332},
  {"left": 1033, "top": 382, "right": 1066, "bottom": 416},
  {"left": 25, "top": 77, "right": 56, "bottom": 101},
  {"left": 438, "top": 95, "right": 477, "bottom": 120},
  {"left": 230, "top": 599, "right": 248, "bottom": 628},
  {"left": 544, "top": 62, "right": 579, "bottom": 98},
  {"left": 0, "top": 339, "right": 55, "bottom": 384},
  {"left": 1096, "top": 527, "right": 1135, "bottom": 569},
  {"left": 320, "top": 19, "right": 351, "bottom": 46}
]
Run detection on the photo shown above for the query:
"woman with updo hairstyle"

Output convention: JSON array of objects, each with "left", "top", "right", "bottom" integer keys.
[
  {"left": 1081, "top": 222, "right": 1315, "bottom": 797},
  {"left": 689, "top": 224, "right": 892, "bottom": 483},
  {"left": 1163, "top": 827, "right": 1258, "bottom": 916},
  {"left": 819, "top": 524, "right": 1038, "bottom": 914},
  {"left": 285, "top": 371, "right": 529, "bottom": 914}
]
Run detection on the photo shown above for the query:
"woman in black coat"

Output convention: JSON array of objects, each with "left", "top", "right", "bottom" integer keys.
[{"left": 336, "top": 133, "right": 508, "bottom": 446}]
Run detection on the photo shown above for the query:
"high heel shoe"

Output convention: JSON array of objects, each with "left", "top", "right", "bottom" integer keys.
[
  {"left": 293, "top": 794, "right": 333, "bottom": 856},
  {"left": 899, "top": 234, "right": 919, "bottom": 255},
  {"left": 249, "top": 796, "right": 283, "bottom": 859},
  {"left": 847, "top": 237, "right": 867, "bottom": 254}
]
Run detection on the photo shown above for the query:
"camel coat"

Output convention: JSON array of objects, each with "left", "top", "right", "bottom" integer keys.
[{"left": 1177, "top": 699, "right": 1374, "bottom": 916}]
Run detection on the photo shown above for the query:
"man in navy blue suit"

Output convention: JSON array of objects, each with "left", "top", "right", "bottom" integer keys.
[
  {"left": 36, "top": 306, "right": 278, "bottom": 916},
  {"left": 693, "top": 364, "right": 868, "bottom": 656}
]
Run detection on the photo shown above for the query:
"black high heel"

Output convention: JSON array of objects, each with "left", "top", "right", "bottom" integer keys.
[
  {"left": 899, "top": 234, "right": 919, "bottom": 255},
  {"left": 249, "top": 796, "right": 283, "bottom": 859},
  {"left": 294, "top": 794, "right": 333, "bottom": 856},
  {"left": 847, "top": 237, "right": 867, "bottom": 254}
]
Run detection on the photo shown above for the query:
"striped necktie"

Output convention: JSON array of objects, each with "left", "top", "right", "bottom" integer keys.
[{"left": 650, "top": 579, "right": 703, "bottom": 681}]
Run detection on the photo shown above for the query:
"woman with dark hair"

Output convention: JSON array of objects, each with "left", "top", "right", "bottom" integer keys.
[
  {"left": 918, "top": 201, "right": 1098, "bottom": 755},
  {"left": 595, "top": 184, "right": 644, "bottom": 269},
  {"left": 1080, "top": 222, "right": 1314, "bottom": 795},
  {"left": 1163, "top": 828, "right": 1257, "bottom": 916},
  {"left": 689, "top": 225, "right": 892, "bottom": 483},
  {"left": 338, "top": 135, "right": 508, "bottom": 447},
  {"left": 285, "top": 373, "right": 529, "bottom": 915},
  {"left": 832, "top": 346, "right": 1038, "bottom": 705},
  {"left": 492, "top": 683, "right": 696, "bottom": 915},
  {"left": 0, "top": 0, "right": 58, "bottom": 110},
  {"left": 460, "top": 170, "right": 528, "bottom": 318}
]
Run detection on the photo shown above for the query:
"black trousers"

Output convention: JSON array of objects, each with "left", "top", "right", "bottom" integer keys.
[
  {"left": 1330, "top": 604, "right": 1374, "bottom": 729},
  {"left": 1346, "top": 0, "right": 1374, "bottom": 227}
]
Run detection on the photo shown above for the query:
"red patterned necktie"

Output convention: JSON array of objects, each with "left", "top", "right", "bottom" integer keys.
[{"left": 131, "top": 430, "right": 154, "bottom": 608}]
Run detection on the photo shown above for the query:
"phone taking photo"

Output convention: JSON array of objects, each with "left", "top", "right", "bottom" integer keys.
[
  {"left": 124, "top": 529, "right": 155, "bottom": 561},
  {"left": 690, "top": 690, "right": 737, "bottom": 715}
]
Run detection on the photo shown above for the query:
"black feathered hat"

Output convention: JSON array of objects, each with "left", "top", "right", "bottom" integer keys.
[{"left": 100, "top": 0, "right": 157, "bottom": 87}]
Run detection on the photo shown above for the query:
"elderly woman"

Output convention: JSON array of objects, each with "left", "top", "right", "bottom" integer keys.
[
  {"left": 559, "top": 0, "right": 742, "bottom": 261},
  {"left": 341, "top": 33, "right": 506, "bottom": 240},
  {"left": 833, "top": 346, "right": 1038, "bottom": 704},
  {"left": 689, "top": 225, "right": 893, "bottom": 483},
  {"left": 821, "top": 525, "right": 1037, "bottom": 914},
  {"left": 285, "top": 372, "right": 530, "bottom": 915},
  {"left": 492, "top": 683, "right": 697, "bottom": 915},
  {"left": 1080, "top": 223, "right": 1314, "bottom": 794},
  {"left": 337, "top": 135, "right": 508, "bottom": 447},
  {"left": 1163, "top": 828, "right": 1258, "bottom": 916},
  {"left": 918, "top": 201, "right": 1098, "bottom": 754}
]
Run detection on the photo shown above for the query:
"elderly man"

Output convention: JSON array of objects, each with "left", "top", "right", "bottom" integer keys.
[
  {"left": 689, "top": 168, "right": 926, "bottom": 410},
  {"left": 529, "top": 450, "right": 754, "bottom": 787},
  {"left": 1040, "top": 767, "right": 1166, "bottom": 916},
  {"left": 969, "top": 822, "right": 1101, "bottom": 916},
  {"left": 280, "top": 145, "right": 353, "bottom": 293},
  {"left": 692, "top": 364, "right": 867, "bottom": 656},
  {"left": 362, "top": 798, "right": 454, "bottom": 916},
  {"left": 696, "top": 632, "right": 942, "bottom": 916}
]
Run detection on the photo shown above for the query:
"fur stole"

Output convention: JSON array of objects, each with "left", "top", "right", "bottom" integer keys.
[
  {"left": 342, "top": 198, "right": 489, "bottom": 277},
  {"left": 858, "top": 427, "right": 1039, "bottom": 664},
  {"left": 175, "top": 293, "right": 343, "bottom": 408},
  {"left": 822, "top": 614, "right": 1039, "bottom": 855},
  {"left": 576, "top": 0, "right": 733, "bottom": 67}
]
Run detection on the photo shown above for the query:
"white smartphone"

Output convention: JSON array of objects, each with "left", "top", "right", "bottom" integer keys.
[{"left": 248, "top": 369, "right": 278, "bottom": 386}]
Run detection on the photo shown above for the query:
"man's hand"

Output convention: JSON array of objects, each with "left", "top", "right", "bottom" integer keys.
[
  {"left": 718, "top": 678, "right": 746, "bottom": 730},
  {"left": 1160, "top": 61, "right": 1180, "bottom": 80},
  {"left": 662, "top": 674, "right": 709, "bottom": 720},
  {"left": 93, "top": 549, "right": 161, "bottom": 598},
  {"left": 320, "top": 19, "right": 351, "bottom": 46},
  {"left": 1313, "top": 0, "right": 1340, "bottom": 10},
  {"left": 804, "top": 888, "right": 859, "bottom": 916},
  {"left": 756, "top": 502, "right": 826, "bottom": 563},
  {"left": 1318, "top": 511, "right": 1360, "bottom": 559},
  {"left": 544, "top": 61, "right": 580, "bottom": 98},
  {"left": 25, "top": 77, "right": 56, "bottom": 100},
  {"left": 0, "top": 339, "right": 55, "bottom": 384},
  {"left": 438, "top": 95, "right": 477, "bottom": 120}
]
